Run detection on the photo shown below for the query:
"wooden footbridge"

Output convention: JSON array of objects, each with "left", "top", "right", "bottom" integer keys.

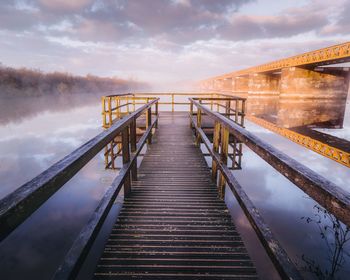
[
  {"left": 1, "top": 93, "right": 350, "bottom": 280},
  {"left": 95, "top": 112, "right": 257, "bottom": 279}
]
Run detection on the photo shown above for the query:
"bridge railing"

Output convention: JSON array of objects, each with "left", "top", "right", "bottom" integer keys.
[
  {"left": 102, "top": 93, "right": 246, "bottom": 170},
  {"left": 189, "top": 97, "right": 350, "bottom": 280},
  {"left": 102, "top": 92, "right": 246, "bottom": 115},
  {"left": 205, "top": 91, "right": 350, "bottom": 168},
  {"left": 0, "top": 98, "right": 159, "bottom": 279}
]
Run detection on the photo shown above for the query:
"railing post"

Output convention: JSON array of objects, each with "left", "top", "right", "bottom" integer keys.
[
  {"left": 112, "top": 96, "right": 117, "bottom": 119},
  {"left": 130, "top": 118, "right": 137, "bottom": 181},
  {"left": 102, "top": 97, "right": 107, "bottom": 128},
  {"left": 225, "top": 100, "right": 230, "bottom": 119},
  {"left": 212, "top": 121, "right": 220, "bottom": 182},
  {"left": 110, "top": 140, "right": 116, "bottom": 169},
  {"left": 218, "top": 126, "right": 229, "bottom": 199},
  {"left": 195, "top": 108, "right": 202, "bottom": 147},
  {"left": 122, "top": 127, "right": 131, "bottom": 197},
  {"left": 108, "top": 97, "right": 112, "bottom": 127},
  {"left": 171, "top": 94, "right": 174, "bottom": 112},
  {"left": 116, "top": 98, "right": 120, "bottom": 119},
  {"left": 146, "top": 106, "right": 152, "bottom": 144},
  {"left": 155, "top": 101, "right": 159, "bottom": 129},
  {"left": 241, "top": 99, "right": 246, "bottom": 127},
  {"left": 235, "top": 100, "right": 239, "bottom": 124},
  {"left": 189, "top": 101, "right": 193, "bottom": 128}
]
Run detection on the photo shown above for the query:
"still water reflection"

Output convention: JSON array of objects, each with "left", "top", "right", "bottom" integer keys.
[
  {"left": 0, "top": 95, "right": 349, "bottom": 279},
  {"left": 0, "top": 99, "right": 122, "bottom": 279},
  {"left": 217, "top": 115, "right": 350, "bottom": 279}
]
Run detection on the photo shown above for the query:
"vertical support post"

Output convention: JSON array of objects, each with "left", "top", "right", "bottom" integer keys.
[
  {"left": 102, "top": 97, "right": 107, "bottom": 128},
  {"left": 189, "top": 101, "right": 193, "bottom": 128},
  {"left": 155, "top": 102, "right": 159, "bottom": 129},
  {"left": 108, "top": 97, "right": 112, "bottom": 127},
  {"left": 146, "top": 106, "right": 152, "bottom": 144},
  {"left": 133, "top": 98, "right": 136, "bottom": 112},
  {"left": 232, "top": 138, "right": 237, "bottom": 169},
  {"left": 225, "top": 100, "right": 230, "bottom": 119},
  {"left": 172, "top": 94, "right": 174, "bottom": 112},
  {"left": 241, "top": 100, "right": 246, "bottom": 127},
  {"left": 122, "top": 127, "right": 131, "bottom": 197},
  {"left": 112, "top": 96, "right": 117, "bottom": 119},
  {"left": 195, "top": 108, "right": 202, "bottom": 146},
  {"left": 238, "top": 143, "right": 242, "bottom": 168},
  {"left": 116, "top": 98, "right": 120, "bottom": 119},
  {"left": 127, "top": 97, "right": 130, "bottom": 114},
  {"left": 111, "top": 141, "right": 116, "bottom": 169},
  {"left": 212, "top": 121, "right": 220, "bottom": 182},
  {"left": 218, "top": 126, "right": 229, "bottom": 199},
  {"left": 130, "top": 118, "right": 137, "bottom": 181},
  {"left": 235, "top": 100, "right": 239, "bottom": 124},
  {"left": 104, "top": 143, "right": 109, "bottom": 169}
]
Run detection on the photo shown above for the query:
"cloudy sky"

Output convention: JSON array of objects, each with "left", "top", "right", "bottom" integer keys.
[{"left": 0, "top": 0, "right": 350, "bottom": 88}]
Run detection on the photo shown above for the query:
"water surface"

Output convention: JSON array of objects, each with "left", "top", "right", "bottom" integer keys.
[{"left": 0, "top": 94, "right": 349, "bottom": 280}]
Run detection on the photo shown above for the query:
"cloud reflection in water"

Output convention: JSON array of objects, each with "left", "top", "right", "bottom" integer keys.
[{"left": 0, "top": 101, "right": 121, "bottom": 279}]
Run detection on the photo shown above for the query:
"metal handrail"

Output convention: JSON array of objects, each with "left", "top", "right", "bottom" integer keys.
[{"left": 0, "top": 99, "right": 159, "bottom": 242}]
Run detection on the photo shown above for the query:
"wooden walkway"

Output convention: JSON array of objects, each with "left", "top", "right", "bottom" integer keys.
[{"left": 94, "top": 112, "right": 257, "bottom": 280}]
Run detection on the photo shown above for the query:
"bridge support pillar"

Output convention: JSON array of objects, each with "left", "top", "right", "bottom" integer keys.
[
  {"left": 233, "top": 76, "right": 249, "bottom": 98},
  {"left": 214, "top": 79, "right": 221, "bottom": 91},
  {"left": 223, "top": 77, "right": 233, "bottom": 91},
  {"left": 277, "top": 67, "right": 349, "bottom": 128},
  {"left": 247, "top": 73, "right": 280, "bottom": 117}
]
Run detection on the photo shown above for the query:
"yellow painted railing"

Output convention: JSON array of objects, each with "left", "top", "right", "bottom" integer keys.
[
  {"left": 202, "top": 41, "right": 350, "bottom": 82},
  {"left": 102, "top": 93, "right": 350, "bottom": 168},
  {"left": 248, "top": 116, "right": 350, "bottom": 168}
]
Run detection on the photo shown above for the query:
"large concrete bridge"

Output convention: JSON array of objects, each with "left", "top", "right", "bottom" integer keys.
[{"left": 200, "top": 42, "right": 350, "bottom": 128}]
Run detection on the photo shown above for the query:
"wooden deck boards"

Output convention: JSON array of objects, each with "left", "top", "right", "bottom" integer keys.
[{"left": 94, "top": 112, "right": 257, "bottom": 280}]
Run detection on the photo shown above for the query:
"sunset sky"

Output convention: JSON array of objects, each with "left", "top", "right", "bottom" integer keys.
[{"left": 1, "top": 0, "right": 350, "bottom": 88}]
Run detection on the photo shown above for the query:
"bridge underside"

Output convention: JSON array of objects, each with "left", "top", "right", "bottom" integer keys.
[
  {"left": 94, "top": 112, "right": 257, "bottom": 280},
  {"left": 209, "top": 67, "right": 350, "bottom": 129}
]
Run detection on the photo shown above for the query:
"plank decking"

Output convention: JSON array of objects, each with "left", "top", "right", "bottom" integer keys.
[{"left": 94, "top": 112, "right": 257, "bottom": 279}]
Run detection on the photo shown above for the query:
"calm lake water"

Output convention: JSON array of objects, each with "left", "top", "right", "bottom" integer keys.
[{"left": 0, "top": 94, "right": 349, "bottom": 279}]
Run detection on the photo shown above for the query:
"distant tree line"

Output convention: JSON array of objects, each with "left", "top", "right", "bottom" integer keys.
[
  {"left": 0, "top": 65, "right": 148, "bottom": 98},
  {"left": 0, "top": 65, "right": 149, "bottom": 124}
]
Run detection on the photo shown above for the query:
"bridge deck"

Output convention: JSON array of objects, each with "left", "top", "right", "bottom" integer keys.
[{"left": 94, "top": 112, "right": 257, "bottom": 280}]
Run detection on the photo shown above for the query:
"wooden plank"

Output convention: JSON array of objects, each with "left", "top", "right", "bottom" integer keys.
[
  {"left": 94, "top": 112, "right": 257, "bottom": 279},
  {"left": 193, "top": 119, "right": 302, "bottom": 280}
]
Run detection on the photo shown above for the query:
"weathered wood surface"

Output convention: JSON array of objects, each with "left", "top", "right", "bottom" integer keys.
[{"left": 94, "top": 112, "right": 257, "bottom": 279}]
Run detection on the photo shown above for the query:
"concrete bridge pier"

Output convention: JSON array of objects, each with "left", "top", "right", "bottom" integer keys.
[
  {"left": 277, "top": 67, "right": 350, "bottom": 128},
  {"left": 247, "top": 73, "right": 280, "bottom": 117},
  {"left": 233, "top": 76, "right": 249, "bottom": 98}
]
